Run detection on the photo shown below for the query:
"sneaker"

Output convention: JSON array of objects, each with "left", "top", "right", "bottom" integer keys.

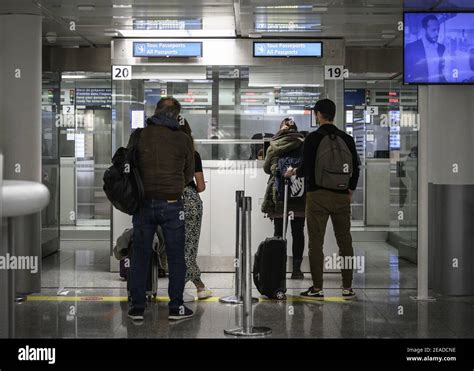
[
  {"left": 300, "top": 287, "right": 324, "bottom": 300},
  {"left": 168, "top": 305, "right": 195, "bottom": 321},
  {"left": 183, "top": 292, "right": 195, "bottom": 303},
  {"left": 127, "top": 307, "right": 144, "bottom": 321},
  {"left": 197, "top": 287, "right": 213, "bottom": 300},
  {"left": 342, "top": 288, "right": 356, "bottom": 299}
]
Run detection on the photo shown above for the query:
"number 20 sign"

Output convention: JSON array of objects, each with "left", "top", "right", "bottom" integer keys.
[
  {"left": 325, "top": 65, "right": 349, "bottom": 80},
  {"left": 112, "top": 65, "right": 132, "bottom": 80}
]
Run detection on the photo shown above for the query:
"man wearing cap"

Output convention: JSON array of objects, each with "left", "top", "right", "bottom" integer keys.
[{"left": 285, "top": 98, "right": 360, "bottom": 300}]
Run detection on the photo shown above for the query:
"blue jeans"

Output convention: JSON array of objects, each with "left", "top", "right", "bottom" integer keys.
[{"left": 130, "top": 199, "right": 186, "bottom": 310}]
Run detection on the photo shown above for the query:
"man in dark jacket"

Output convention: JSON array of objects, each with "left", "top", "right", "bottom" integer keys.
[
  {"left": 286, "top": 99, "right": 360, "bottom": 300},
  {"left": 128, "top": 97, "right": 195, "bottom": 321},
  {"left": 405, "top": 15, "right": 446, "bottom": 83}
]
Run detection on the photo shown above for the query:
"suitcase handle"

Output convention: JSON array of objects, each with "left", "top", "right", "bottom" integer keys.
[{"left": 282, "top": 177, "right": 290, "bottom": 240}]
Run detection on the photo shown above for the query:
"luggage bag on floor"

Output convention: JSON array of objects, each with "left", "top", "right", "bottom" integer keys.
[
  {"left": 126, "top": 249, "right": 159, "bottom": 302},
  {"left": 253, "top": 180, "right": 290, "bottom": 300}
]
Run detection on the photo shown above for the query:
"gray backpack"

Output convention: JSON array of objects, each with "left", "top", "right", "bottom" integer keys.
[{"left": 315, "top": 128, "right": 353, "bottom": 190}]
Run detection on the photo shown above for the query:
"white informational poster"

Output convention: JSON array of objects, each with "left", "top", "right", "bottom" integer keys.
[
  {"left": 75, "top": 133, "right": 85, "bottom": 158},
  {"left": 366, "top": 129, "right": 375, "bottom": 142},
  {"left": 131, "top": 110, "right": 145, "bottom": 129},
  {"left": 346, "top": 110, "right": 354, "bottom": 124}
]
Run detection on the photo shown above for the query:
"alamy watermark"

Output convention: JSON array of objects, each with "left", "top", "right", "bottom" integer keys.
[
  {"left": 216, "top": 160, "right": 258, "bottom": 179},
  {"left": 0, "top": 253, "right": 38, "bottom": 274},
  {"left": 18, "top": 346, "right": 56, "bottom": 365},
  {"left": 324, "top": 253, "right": 365, "bottom": 274}
]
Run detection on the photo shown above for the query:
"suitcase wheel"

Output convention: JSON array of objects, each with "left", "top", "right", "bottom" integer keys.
[{"left": 274, "top": 290, "right": 287, "bottom": 301}]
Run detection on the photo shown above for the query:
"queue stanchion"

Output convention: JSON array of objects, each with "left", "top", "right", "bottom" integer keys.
[
  {"left": 224, "top": 197, "right": 271, "bottom": 337},
  {"left": 219, "top": 191, "right": 257, "bottom": 304}
]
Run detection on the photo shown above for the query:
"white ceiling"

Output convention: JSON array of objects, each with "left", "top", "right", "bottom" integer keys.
[{"left": 0, "top": 0, "right": 470, "bottom": 48}]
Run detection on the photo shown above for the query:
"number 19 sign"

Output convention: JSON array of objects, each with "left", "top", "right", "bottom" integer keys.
[
  {"left": 325, "top": 65, "right": 349, "bottom": 80},
  {"left": 112, "top": 65, "right": 132, "bottom": 80}
]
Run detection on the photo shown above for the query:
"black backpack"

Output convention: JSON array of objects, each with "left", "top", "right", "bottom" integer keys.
[
  {"left": 315, "top": 126, "right": 353, "bottom": 190},
  {"left": 103, "top": 129, "right": 144, "bottom": 215}
]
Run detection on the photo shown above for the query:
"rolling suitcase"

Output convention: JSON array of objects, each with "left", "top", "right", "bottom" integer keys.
[
  {"left": 126, "top": 238, "right": 159, "bottom": 302},
  {"left": 253, "top": 179, "right": 290, "bottom": 300}
]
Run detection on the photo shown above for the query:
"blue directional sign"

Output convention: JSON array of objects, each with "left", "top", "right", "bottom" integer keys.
[
  {"left": 253, "top": 42, "right": 323, "bottom": 57},
  {"left": 133, "top": 42, "right": 203, "bottom": 58}
]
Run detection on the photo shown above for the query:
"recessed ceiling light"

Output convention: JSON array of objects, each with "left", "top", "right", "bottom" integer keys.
[
  {"left": 104, "top": 29, "right": 119, "bottom": 36},
  {"left": 77, "top": 5, "right": 95, "bottom": 11},
  {"left": 113, "top": 4, "right": 133, "bottom": 8}
]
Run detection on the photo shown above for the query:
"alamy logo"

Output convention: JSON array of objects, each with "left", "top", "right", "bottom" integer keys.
[
  {"left": 18, "top": 346, "right": 56, "bottom": 364},
  {"left": 0, "top": 254, "right": 38, "bottom": 273},
  {"left": 216, "top": 160, "right": 257, "bottom": 179},
  {"left": 324, "top": 253, "right": 365, "bottom": 273}
]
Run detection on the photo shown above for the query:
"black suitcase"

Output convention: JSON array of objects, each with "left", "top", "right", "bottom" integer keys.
[
  {"left": 253, "top": 180, "right": 290, "bottom": 300},
  {"left": 126, "top": 241, "right": 159, "bottom": 302}
]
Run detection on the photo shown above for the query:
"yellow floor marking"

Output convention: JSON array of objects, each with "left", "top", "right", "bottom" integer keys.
[{"left": 26, "top": 295, "right": 350, "bottom": 303}]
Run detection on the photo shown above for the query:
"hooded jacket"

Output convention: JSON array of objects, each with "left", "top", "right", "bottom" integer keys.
[
  {"left": 261, "top": 128, "right": 305, "bottom": 218},
  {"left": 131, "top": 114, "right": 194, "bottom": 200}
]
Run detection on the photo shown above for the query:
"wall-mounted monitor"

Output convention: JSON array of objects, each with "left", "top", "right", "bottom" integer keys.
[
  {"left": 404, "top": 12, "right": 474, "bottom": 84},
  {"left": 133, "top": 42, "right": 203, "bottom": 58},
  {"left": 253, "top": 42, "right": 323, "bottom": 58}
]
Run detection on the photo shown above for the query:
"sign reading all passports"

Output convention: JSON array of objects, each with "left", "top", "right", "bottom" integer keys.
[
  {"left": 253, "top": 42, "right": 323, "bottom": 57},
  {"left": 133, "top": 42, "right": 203, "bottom": 57}
]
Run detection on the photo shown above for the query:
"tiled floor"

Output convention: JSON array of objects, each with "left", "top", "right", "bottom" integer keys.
[{"left": 14, "top": 240, "right": 474, "bottom": 338}]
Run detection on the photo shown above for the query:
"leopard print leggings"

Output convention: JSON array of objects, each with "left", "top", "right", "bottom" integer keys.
[{"left": 183, "top": 185, "right": 203, "bottom": 284}]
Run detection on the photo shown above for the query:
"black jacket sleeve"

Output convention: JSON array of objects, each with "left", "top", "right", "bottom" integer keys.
[
  {"left": 347, "top": 135, "right": 360, "bottom": 191},
  {"left": 296, "top": 133, "right": 316, "bottom": 179}
]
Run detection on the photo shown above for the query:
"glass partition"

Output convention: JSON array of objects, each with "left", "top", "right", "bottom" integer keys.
[
  {"left": 41, "top": 72, "right": 61, "bottom": 256},
  {"left": 59, "top": 72, "right": 112, "bottom": 228}
]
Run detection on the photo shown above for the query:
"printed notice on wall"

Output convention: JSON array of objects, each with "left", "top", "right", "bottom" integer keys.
[{"left": 131, "top": 110, "right": 145, "bottom": 129}]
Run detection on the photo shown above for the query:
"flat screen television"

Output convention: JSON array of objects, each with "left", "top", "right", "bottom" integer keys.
[{"left": 404, "top": 12, "right": 474, "bottom": 84}]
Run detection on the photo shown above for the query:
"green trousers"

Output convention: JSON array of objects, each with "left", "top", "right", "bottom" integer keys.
[{"left": 306, "top": 189, "right": 354, "bottom": 289}]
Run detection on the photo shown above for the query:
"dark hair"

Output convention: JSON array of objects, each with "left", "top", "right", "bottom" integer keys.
[
  {"left": 154, "top": 97, "right": 181, "bottom": 119},
  {"left": 422, "top": 15, "right": 439, "bottom": 29},
  {"left": 179, "top": 117, "right": 195, "bottom": 153},
  {"left": 313, "top": 98, "right": 336, "bottom": 122},
  {"left": 280, "top": 117, "right": 298, "bottom": 131}
]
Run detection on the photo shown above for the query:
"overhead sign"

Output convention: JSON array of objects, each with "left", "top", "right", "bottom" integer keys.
[
  {"left": 112, "top": 65, "right": 132, "bottom": 80},
  {"left": 133, "top": 42, "right": 203, "bottom": 57},
  {"left": 367, "top": 106, "right": 379, "bottom": 116},
  {"left": 253, "top": 42, "right": 323, "bottom": 57},
  {"left": 325, "top": 65, "right": 349, "bottom": 80},
  {"left": 255, "top": 22, "right": 321, "bottom": 32},
  {"left": 133, "top": 19, "right": 202, "bottom": 30}
]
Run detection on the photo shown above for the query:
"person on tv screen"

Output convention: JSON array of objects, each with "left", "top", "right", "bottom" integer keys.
[{"left": 406, "top": 15, "right": 447, "bottom": 83}]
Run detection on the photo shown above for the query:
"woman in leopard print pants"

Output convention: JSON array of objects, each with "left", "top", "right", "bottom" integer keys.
[{"left": 180, "top": 118, "right": 212, "bottom": 301}]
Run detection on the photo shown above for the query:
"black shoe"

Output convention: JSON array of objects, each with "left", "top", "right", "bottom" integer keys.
[
  {"left": 128, "top": 307, "right": 144, "bottom": 321},
  {"left": 342, "top": 288, "right": 356, "bottom": 299},
  {"left": 291, "top": 271, "right": 304, "bottom": 280},
  {"left": 168, "top": 305, "right": 194, "bottom": 321},
  {"left": 300, "top": 287, "right": 324, "bottom": 300}
]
